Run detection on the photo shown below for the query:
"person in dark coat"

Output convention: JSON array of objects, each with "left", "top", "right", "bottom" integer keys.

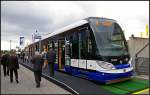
[
  {"left": 1, "top": 53, "right": 10, "bottom": 77},
  {"left": 46, "top": 48, "right": 56, "bottom": 77},
  {"left": 8, "top": 51, "right": 19, "bottom": 83},
  {"left": 31, "top": 51, "right": 44, "bottom": 88}
]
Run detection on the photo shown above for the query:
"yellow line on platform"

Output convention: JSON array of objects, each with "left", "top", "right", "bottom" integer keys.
[{"left": 132, "top": 88, "right": 149, "bottom": 94}]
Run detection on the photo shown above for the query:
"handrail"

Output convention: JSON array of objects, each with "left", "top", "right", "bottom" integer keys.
[{"left": 135, "top": 42, "right": 149, "bottom": 58}]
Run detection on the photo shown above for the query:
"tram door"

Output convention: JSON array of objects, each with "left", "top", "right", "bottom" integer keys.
[{"left": 58, "top": 40, "right": 65, "bottom": 71}]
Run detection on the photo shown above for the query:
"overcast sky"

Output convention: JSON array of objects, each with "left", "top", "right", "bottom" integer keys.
[{"left": 1, "top": 1, "right": 149, "bottom": 50}]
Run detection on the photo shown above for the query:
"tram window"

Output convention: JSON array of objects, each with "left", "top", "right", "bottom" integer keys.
[
  {"left": 54, "top": 42, "right": 58, "bottom": 48},
  {"left": 69, "top": 36, "right": 73, "bottom": 57},
  {"left": 88, "top": 36, "right": 92, "bottom": 53},
  {"left": 72, "top": 33, "right": 79, "bottom": 59},
  {"left": 65, "top": 37, "right": 70, "bottom": 56},
  {"left": 52, "top": 41, "right": 55, "bottom": 49},
  {"left": 87, "top": 32, "right": 93, "bottom": 59},
  {"left": 112, "top": 23, "right": 125, "bottom": 47},
  {"left": 48, "top": 41, "right": 53, "bottom": 50},
  {"left": 54, "top": 42, "right": 58, "bottom": 63},
  {"left": 86, "top": 29, "right": 96, "bottom": 60},
  {"left": 47, "top": 44, "right": 50, "bottom": 51},
  {"left": 35, "top": 44, "right": 39, "bottom": 51},
  {"left": 78, "top": 27, "right": 96, "bottom": 59},
  {"left": 79, "top": 31, "right": 87, "bottom": 59}
]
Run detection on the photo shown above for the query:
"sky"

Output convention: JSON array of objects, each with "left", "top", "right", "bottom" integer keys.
[{"left": 1, "top": 1, "right": 149, "bottom": 50}]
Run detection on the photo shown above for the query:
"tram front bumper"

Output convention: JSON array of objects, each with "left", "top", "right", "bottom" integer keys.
[{"left": 89, "top": 70, "right": 133, "bottom": 84}]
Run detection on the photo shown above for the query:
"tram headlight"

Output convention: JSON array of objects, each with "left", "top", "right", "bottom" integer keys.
[
  {"left": 119, "top": 60, "right": 123, "bottom": 64},
  {"left": 125, "top": 58, "right": 129, "bottom": 62},
  {"left": 97, "top": 61, "right": 115, "bottom": 70}
]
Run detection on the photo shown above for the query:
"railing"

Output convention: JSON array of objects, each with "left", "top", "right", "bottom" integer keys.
[
  {"left": 134, "top": 42, "right": 149, "bottom": 75},
  {"left": 135, "top": 57, "right": 149, "bottom": 75}
]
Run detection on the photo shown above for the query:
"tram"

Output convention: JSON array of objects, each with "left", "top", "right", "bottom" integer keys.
[{"left": 28, "top": 17, "right": 133, "bottom": 84}]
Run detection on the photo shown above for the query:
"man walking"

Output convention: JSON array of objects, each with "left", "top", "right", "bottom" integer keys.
[
  {"left": 31, "top": 51, "right": 44, "bottom": 88},
  {"left": 1, "top": 53, "right": 10, "bottom": 77},
  {"left": 8, "top": 51, "right": 19, "bottom": 83},
  {"left": 46, "top": 48, "right": 56, "bottom": 77}
]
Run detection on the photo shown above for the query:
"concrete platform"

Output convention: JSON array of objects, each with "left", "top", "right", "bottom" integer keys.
[
  {"left": 134, "top": 75, "right": 149, "bottom": 80},
  {"left": 1, "top": 65, "right": 71, "bottom": 94}
]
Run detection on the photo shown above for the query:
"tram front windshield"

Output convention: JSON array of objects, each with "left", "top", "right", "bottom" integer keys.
[{"left": 90, "top": 19, "right": 128, "bottom": 57}]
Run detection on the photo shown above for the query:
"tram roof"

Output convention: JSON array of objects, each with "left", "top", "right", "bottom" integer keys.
[
  {"left": 30, "top": 17, "right": 116, "bottom": 45},
  {"left": 31, "top": 20, "right": 88, "bottom": 44},
  {"left": 42, "top": 17, "right": 116, "bottom": 39},
  {"left": 43, "top": 20, "right": 88, "bottom": 39}
]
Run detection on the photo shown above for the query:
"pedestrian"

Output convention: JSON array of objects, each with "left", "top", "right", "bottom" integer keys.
[
  {"left": 46, "top": 47, "right": 56, "bottom": 77},
  {"left": 18, "top": 53, "right": 20, "bottom": 58},
  {"left": 31, "top": 51, "right": 44, "bottom": 88},
  {"left": 20, "top": 52, "right": 23, "bottom": 61},
  {"left": 8, "top": 50, "right": 19, "bottom": 83},
  {"left": 27, "top": 55, "right": 29, "bottom": 63},
  {"left": 42, "top": 48, "right": 47, "bottom": 60},
  {"left": 25, "top": 54, "right": 29, "bottom": 63},
  {"left": 1, "top": 53, "right": 10, "bottom": 77}
]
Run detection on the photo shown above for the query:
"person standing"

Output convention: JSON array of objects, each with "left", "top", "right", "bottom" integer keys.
[
  {"left": 25, "top": 54, "right": 29, "bottom": 63},
  {"left": 46, "top": 48, "right": 56, "bottom": 77},
  {"left": 1, "top": 53, "right": 10, "bottom": 77},
  {"left": 42, "top": 48, "right": 47, "bottom": 60},
  {"left": 8, "top": 51, "right": 19, "bottom": 83},
  {"left": 31, "top": 51, "right": 44, "bottom": 88}
]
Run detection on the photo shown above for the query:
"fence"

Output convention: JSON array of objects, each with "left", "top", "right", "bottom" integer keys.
[{"left": 134, "top": 43, "right": 149, "bottom": 75}]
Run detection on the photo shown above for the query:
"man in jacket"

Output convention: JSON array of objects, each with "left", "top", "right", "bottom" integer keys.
[
  {"left": 1, "top": 53, "right": 10, "bottom": 77},
  {"left": 8, "top": 51, "right": 19, "bottom": 83},
  {"left": 31, "top": 51, "right": 44, "bottom": 88},
  {"left": 46, "top": 48, "right": 56, "bottom": 77}
]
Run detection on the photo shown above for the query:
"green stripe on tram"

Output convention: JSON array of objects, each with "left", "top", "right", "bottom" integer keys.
[{"left": 100, "top": 78, "right": 149, "bottom": 94}]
